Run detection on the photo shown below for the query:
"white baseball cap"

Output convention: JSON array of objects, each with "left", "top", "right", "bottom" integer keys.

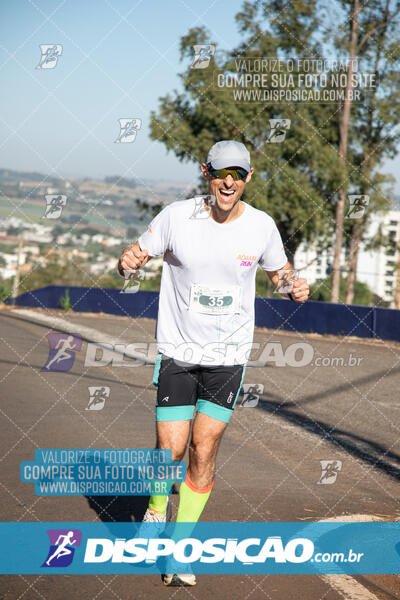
[{"left": 207, "top": 140, "right": 251, "bottom": 172}]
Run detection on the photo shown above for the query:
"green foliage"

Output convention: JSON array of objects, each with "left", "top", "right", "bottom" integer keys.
[
  {"left": 148, "top": 0, "right": 400, "bottom": 276},
  {"left": 19, "top": 256, "right": 89, "bottom": 294},
  {"left": 310, "top": 275, "right": 388, "bottom": 307},
  {"left": 135, "top": 199, "right": 164, "bottom": 221},
  {"left": 255, "top": 267, "right": 275, "bottom": 297},
  {"left": 89, "top": 273, "right": 121, "bottom": 289},
  {"left": 0, "top": 278, "right": 12, "bottom": 303},
  {"left": 104, "top": 175, "right": 137, "bottom": 189},
  {"left": 66, "top": 214, "right": 88, "bottom": 225},
  {"left": 126, "top": 226, "right": 139, "bottom": 241},
  {"left": 149, "top": 9, "right": 344, "bottom": 263},
  {"left": 0, "top": 244, "right": 17, "bottom": 254},
  {"left": 139, "top": 267, "right": 163, "bottom": 292},
  {"left": 59, "top": 289, "right": 72, "bottom": 311},
  {"left": 79, "top": 226, "right": 101, "bottom": 237}
]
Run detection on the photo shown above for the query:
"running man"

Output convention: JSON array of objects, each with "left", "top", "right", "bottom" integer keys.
[
  {"left": 87, "top": 387, "right": 108, "bottom": 410},
  {"left": 45, "top": 531, "right": 77, "bottom": 566},
  {"left": 118, "top": 140, "right": 310, "bottom": 586},
  {"left": 45, "top": 335, "right": 77, "bottom": 370}
]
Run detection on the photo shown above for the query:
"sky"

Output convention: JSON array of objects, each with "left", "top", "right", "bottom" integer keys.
[{"left": 0, "top": 0, "right": 399, "bottom": 192}]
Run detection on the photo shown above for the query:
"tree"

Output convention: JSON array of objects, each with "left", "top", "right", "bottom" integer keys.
[
  {"left": 255, "top": 267, "right": 275, "bottom": 297},
  {"left": 330, "top": 0, "right": 361, "bottom": 302},
  {"left": 0, "top": 278, "right": 12, "bottom": 303},
  {"left": 18, "top": 255, "right": 89, "bottom": 293},
  {"left": 126, "top": 226, "right": 139, "bottom": 241},
  {"left": 88, "top": 272, "right": 121, "bottom": 289},
  {"left": 148, "top": 1, "right": 400, "bottom": 304},
  {"left": 140, "top": 267, "right": 163, "bottom": 292},
  {"left": 343, "top": 0, "right": 400, "bottom": 303},
  {"left": 330, "top": 0, "right": 400, "bottom": 302},
  {"left": 310, "top": 274, "right": 387, "bottom": 306},
  {"left": 149, "top": 3, "right": 343, "bottom": 264}
]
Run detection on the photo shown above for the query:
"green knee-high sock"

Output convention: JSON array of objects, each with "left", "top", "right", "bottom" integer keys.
[
  {"left": 148, "top": 494, "right": 168, "bottom": 514},
  {"left": 169, "top": 474, "right": 214, "bottom": 573},
  {"left": 176, "top": 473, "right": 214, "bottom": 523}
]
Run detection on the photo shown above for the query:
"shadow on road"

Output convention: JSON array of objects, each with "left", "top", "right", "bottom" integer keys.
[
  {"left": 257, "top": 396, "right": 400, "bottom": 481},
  {"left": 85, "top": 484, "right": 178, "bottom": 524},
  {"left": 0, "top": 357, "right": 151, "bottom": 393},
  {"left": 85, "top": 493, "right": 150, "bottom": 522},
  {"left": 281, "top": 364, "right": 400, "bottom": 408}
]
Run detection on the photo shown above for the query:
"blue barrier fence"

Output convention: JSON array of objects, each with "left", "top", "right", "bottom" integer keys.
[{"left": 6, "top": 285, "right": 400, "bottom": 342}]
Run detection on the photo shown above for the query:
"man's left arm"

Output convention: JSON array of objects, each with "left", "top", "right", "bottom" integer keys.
[{"left": 266, "top": 261, "right": 310, "bottom": 303}]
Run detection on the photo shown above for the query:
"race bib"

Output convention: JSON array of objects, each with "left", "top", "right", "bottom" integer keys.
[{"left": 189, "top": 284, "right": 242, "bottom": 315}]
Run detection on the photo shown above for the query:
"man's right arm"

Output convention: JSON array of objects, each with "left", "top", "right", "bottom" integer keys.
[
  {"left": 119, "top": 204, "right": 171, "bottom": 276},
  {"left": 117, "top": 241, "right": 150, "bottom": 277}
]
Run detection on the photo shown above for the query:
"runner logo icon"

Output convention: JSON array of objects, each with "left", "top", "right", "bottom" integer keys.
[
  {"left": 36, "top": 44, "right": 63, "bottom": 69},
  {"left": 240, "top": 384, "right": 264, "bottom": 407},
  {"left": 42, "top": 529, "right": 82, "bottom": 567},
  {"left": 43, "top": 194, "right": 67, "bottom": 219},
  {"left": 114, "top": 118, "right": 142, "bottom": 143},
  {"left": 317, "top": 460, "right": 342, "bottom": 484},
  {"left": 190, "top": 44, "right": 216, "bottom": 69},
  {"left": 86, "top": 386, "right": 110, "bottom": 410},
  {"left": 42, "top": 333, "right": 82, "bottom": 372}
]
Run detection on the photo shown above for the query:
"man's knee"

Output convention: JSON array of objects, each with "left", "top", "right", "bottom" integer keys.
[
  {"left": 189, "top": 437, "right": 219, "bottom": 464},
  {"left": 157, "top": 443, "right": 186, "bottom": 462},
  {"left": 156, "top": 421, "right": 190, "bottom": 462}
]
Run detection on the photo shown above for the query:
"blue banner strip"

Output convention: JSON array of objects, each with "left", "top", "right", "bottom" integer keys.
[{"left": 0, "top": 522, "right": 398, "bottom": 574}]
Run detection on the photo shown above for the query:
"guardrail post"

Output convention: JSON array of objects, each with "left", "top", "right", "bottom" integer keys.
[{"left": 372, "top": 307, "right": 377, "bottom": 338}]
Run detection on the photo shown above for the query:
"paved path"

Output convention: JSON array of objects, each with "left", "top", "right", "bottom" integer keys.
[{"left": 0, "top": 307, "right": 399, "bottom": 599}]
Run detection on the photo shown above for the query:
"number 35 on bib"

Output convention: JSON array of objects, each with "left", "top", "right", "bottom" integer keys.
[{"left": 189, "top": 284, "right": 242, "bottom": 315}]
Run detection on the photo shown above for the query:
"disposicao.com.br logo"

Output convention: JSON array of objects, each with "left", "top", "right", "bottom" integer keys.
[
  {"left": 84, "top": 535, "right": 316, "bottom": 565},
  {"left": 0, "top": 521, "right": 394, "bottom": 575}
]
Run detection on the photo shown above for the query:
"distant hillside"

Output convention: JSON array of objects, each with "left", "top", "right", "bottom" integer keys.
[{"left": 0, "top": 168, "right": 59, "bottom": 183}]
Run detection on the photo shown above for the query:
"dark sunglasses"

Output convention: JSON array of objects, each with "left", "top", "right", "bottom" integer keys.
[{"left": 207, "top": 163, "right": 249, "bottom": 181}]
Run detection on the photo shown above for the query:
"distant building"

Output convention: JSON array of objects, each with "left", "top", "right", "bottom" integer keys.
[
  {"left": 22, "top": 231, "right": 53, "bottom": 243},
  {"left": 295, "top": 208, "right": 400, "bottom": 307},
  {"left": 102, "top": 237, "right": 122, "bottom": 247},
  {"left": 90, "top": 257, "right": 117, "bottom": 275},
  {"left": 92, "top": 234, "right": 104, "bottom": 244}
]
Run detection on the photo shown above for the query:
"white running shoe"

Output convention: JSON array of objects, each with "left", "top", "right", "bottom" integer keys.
[
  {"left": 142, "top": 500, "right": 171, "bottom": 523},
  {"left": 139, "top": 498, "right": 171, "bottom": 535},
  {"left": 162, "top": 554, "right": 196, "bottom": 586},
  {"left": 162, "top": 573, "right": 197, "bottom": 586}
]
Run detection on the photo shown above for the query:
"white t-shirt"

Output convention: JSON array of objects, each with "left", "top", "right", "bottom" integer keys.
[{"left": 138, "top": 198, "right": 287, "bottom": 365}]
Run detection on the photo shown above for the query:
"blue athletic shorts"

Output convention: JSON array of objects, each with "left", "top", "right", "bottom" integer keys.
[{"left": 153, "top": 354, "right": 246, "bottom": 423}]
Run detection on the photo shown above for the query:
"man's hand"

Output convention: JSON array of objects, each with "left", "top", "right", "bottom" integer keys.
[
  {"left": 118, "top": 242, "right": 149, "bottom": 277},
  {"left": 291, "top": 278, "right": 309, "bottom": 302}
]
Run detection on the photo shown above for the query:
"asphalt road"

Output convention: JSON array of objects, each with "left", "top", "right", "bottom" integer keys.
[{"left": 0, "top": 307, "right": 399, "bottom": 600}]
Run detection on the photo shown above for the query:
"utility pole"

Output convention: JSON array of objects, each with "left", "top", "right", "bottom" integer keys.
[
  {"left": 395, "top": 244, "right": 400, "bottom": 310},
  {"left": 331, "top": 0, "right": 360, "bottom": 303},
  {"left": 11, "top": 235, "right": 23, "bottom": 301}
]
